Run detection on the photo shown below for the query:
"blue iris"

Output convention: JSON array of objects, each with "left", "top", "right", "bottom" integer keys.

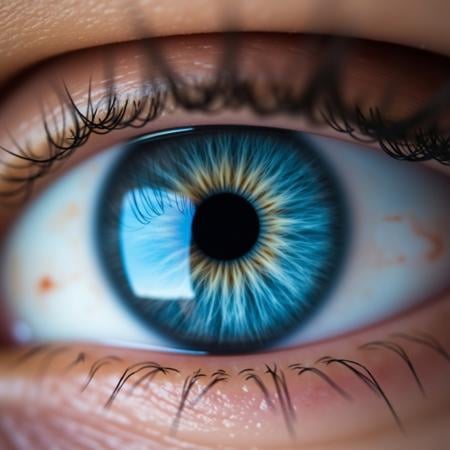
[{"left": 97, "top": 127, "right": 348, "bottom": 352}]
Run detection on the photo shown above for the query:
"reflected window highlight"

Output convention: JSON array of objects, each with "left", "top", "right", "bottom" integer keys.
[{"left": 120, "top": 189, "right": 196, "bottom": 301}]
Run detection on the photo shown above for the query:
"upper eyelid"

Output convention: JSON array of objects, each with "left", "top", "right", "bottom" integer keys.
[
  {"left": 3, "top": 0, "right": 450, "bottom": 85},
  {"left": 0, "top": 34, "right": 450, "bottom": 203}
]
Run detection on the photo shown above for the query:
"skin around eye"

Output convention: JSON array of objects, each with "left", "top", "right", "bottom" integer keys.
[{"left": 0, "top": 3, "right": 450, "bottom": 449}]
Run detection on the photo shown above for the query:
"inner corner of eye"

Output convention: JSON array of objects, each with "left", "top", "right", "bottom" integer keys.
[{"left": 2, "top": 125, "right": 450, "bottom": 353}]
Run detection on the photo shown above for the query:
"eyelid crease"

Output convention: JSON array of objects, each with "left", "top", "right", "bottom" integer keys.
[{"left": 1, "top": 34, "right": 450, "bottom": 205}]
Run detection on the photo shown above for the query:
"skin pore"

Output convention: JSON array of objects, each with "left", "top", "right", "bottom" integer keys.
[{"left": 0, "top": 1, "right": 450, "bottom": 449}]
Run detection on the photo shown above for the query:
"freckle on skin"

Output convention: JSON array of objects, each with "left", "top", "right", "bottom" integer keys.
[{"left": 37, "top": 276, "right": 55, "bottom": 294}]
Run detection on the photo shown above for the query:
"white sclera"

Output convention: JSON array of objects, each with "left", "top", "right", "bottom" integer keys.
[
  {"left": 285, "top": 136, "right": 450, "bottom": 345},
  {"left": 2, "top": 134, "right": 450, "bottom": 349},
  {"left": 1, "top": 148, "right": 157, "bottom": 345}
]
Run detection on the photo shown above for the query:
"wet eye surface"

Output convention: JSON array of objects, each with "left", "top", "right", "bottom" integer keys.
[
  {"left": 97, "top": 127, "right": 347, "bottom": 352},
  {"left": 3, "top": 125, "right": 450, "bottom": 353}
]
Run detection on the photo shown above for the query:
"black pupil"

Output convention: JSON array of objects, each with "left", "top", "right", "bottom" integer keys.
[{"left": 192, "top": 193, "right": 260, "bottom": 260}]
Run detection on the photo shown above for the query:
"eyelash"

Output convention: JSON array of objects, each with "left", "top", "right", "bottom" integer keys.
[
  {"left": 11, "top": 331, "right": 449, "bottom": 437},
  {"left": 1, "top": 36, "right": 450, "bottom": 203}
]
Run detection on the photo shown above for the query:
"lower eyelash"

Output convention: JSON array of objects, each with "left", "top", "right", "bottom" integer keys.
[
  {"left": 1, "top": 35, "right": 450, "bottom": 203},
  {"left": 264, "top": 364, "right": 297, "bottom": 436},
  {"left": 104, "top": 361, "right": 179, "bottom": 410},
  {"left": 6, "top": 330, "right": 448, "bottom": 438},
  {"left": 392, "top": 332, "right": 450, "bottom": 362},
  {"left": 359, "top": 341, "right": 425, "bottom": 396},
  {"left": 80, "top": 356, "right": 123, "bottom": 394},
  {"left": 288, "top": 365, "right": 352, "bottom": 401},
  {"left": 62, "top": 351, "right": 87, "bottom": 374},
  {"left": 318, "top": 356, "right": 404, "bottom": 433},
  {"left": 239, "top": 368, "right": 275, "bottom": 410},
  {"left": 171, "top": 369, "right": 208, "bottom": 434}
]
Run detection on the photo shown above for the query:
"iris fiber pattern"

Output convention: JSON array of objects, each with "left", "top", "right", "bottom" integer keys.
[{"left": 97, "top": 127, "right": 347, "bottom": 352}]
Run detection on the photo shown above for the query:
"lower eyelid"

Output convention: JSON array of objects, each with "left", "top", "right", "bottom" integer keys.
[{"left": 0, "top": 293, "right": 448, "bottom": 449}]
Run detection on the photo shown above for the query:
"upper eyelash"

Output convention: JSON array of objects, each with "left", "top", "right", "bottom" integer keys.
[{"left": 1, "top": 35, "right": 450, "bottom": 203}]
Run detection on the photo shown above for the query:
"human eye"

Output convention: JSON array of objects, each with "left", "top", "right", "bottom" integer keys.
[
  {"left": 2, "top": 124, "right": 450, "bottom": 355},
  {"left": 1, "top": 4, "right": 450, "bottom": 450}
]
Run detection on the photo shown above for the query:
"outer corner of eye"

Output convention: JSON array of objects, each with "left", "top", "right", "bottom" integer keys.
[{"left": 1, "top": 125, "right": 450, "bottom": 353}]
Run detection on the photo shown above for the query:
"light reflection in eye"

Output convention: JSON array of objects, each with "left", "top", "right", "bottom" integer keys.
[
  {"left": 97, "top": 127, "right": 347, "bottom": 353},
  {"left": 120, "top": 188, "right": 196, "bottom": 300},
  {"left": 2, "top": 126, "right": 450, "bottom": 352}
]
